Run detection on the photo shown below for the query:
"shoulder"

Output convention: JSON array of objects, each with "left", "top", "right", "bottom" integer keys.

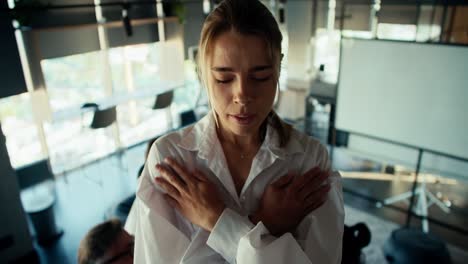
[
  {"left": 155, "top": 125, "right": 193, "bottom": 146},
  {"left": 287, "top": 128, "right": 331, "bottom": 170},
  {"left": 152, "top": 114, "right": 212, "bottom": 152},
  {"left": 289, "top": 128, "right": 328, "bottom": 155}
]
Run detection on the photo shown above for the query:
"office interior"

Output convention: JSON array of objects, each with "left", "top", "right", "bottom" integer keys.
[{"left": 1, "top": 0, "right": 467, "bottom": 263}]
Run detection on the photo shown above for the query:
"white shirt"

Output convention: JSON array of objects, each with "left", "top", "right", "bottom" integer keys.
[{"left": 125, "top": 113, "right": 344, "bottom": 263}]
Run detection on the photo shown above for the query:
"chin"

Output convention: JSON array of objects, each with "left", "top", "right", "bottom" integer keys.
[{"left": 227, "top": 121, "right": 262, "bottom": 136}]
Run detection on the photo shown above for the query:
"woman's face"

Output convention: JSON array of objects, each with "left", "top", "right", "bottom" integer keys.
[{"left": 209, "top": 31, "right": 277, "bottom": 137}]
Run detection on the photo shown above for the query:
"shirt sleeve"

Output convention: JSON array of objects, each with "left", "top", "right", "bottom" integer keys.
[
  {"left": 206, "top": 141, "right": 344, "bottom": 264},
  {"left": 125, "top": 142, "right": 194, "bottom": 263},
  {"left": 296, "top": 142, "right": 344, "bottom": 264}
]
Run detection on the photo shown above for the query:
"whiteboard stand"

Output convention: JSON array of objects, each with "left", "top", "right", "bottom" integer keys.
[
  {"left": 375, "top": 149, "right": 451, "bottom": 233},
  {"left": 376, "top": 173, "right": 450, "bottom": 233}
]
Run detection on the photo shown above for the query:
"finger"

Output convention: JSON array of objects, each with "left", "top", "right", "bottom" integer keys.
[
  {"left": 271, "top": 172, "right": 295, "bottom": 188},
  {"left": 290, "top": 166, "right": 320, "bottom": 190},
  {"left": 304, "top": 198, "right": 326, "bottom": 217},
  {"left": 156, "top": 164, "right": 186, "bottom": 192},
  {"left": 297, "top": 171, "right": 330, "bottom": 200},
  {"left": 165, "top": 157, "right": 193, "bottom": 185},
  {"left": 193, "top": 170, "right": 208, "bottom": 182},
  {"left": 304, "top": 183, "right": 331, "bottom": 209},
  {"left": 155, "top": 177, "right": 181, "bottom": 199},
  {"left": 164, "top": 194, "right": 181, "bottom": 210}
]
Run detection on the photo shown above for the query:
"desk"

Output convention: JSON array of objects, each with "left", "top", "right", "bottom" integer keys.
[{"left": 51, "top": 81, "right": 187, "bottom": 122}]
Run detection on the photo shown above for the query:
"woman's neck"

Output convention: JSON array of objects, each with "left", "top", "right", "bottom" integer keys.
[
  {"left": 218, "top": 129, "right": 259, "bottom": 150},
  {"left": 216, "top": 124, "right": 261, "bottom": 152}
]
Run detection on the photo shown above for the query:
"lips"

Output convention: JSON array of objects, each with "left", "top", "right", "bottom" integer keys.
[{"left": 229, "top": 113, "right": 256, "bottom": 125}]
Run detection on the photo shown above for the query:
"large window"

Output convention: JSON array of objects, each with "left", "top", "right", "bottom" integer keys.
[
  {"left": 40, "top": 41, "right": 192, "bottom": 172},
  {"left": 0, "top": 93, "right": 45, "bottom": 168},
  {"left": 377, "top": 23, "right": 417, "bottom": 41},
  {"left": 41, "top": 50, "right": 115, "bottom": 173},
  {"left": 107, "top": 42, "right": 193, "bottom": 147},
  {"left": 41, "top": 51, "right": 107, "bottom": 113}
]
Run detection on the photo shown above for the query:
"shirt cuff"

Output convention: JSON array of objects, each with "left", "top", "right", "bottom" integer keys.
[{"left": 206, "top": 208, "right": 255, "bottom": 263}]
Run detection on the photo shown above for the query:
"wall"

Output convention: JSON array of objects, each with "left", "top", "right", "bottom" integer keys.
[
  {"left": 0, "top": 123, "right": 34, "bottom": 261},
  {"left": 0, "top": 0, "right": 27, "bottom": 98}
]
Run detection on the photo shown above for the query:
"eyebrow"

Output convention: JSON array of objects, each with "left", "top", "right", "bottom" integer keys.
[{"left": 211, "top": 65, "right": 272, "bottom": 72}]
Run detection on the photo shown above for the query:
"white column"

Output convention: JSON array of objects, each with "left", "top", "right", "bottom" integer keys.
[
  {"left": 285, "top": 0, "right": 314, "bottom": 90},
  {"left": 14, "top": 30, "right": 50, "bottom": 158},
  {"left": 94, "top": 0, "right": 122, "bottom": 149}
]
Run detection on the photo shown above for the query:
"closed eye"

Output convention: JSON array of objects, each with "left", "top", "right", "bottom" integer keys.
[
  {"left": 252, "top": 75, "right": 272, "bottom": 82},
  {"left": 215, "top": 79, "right": 233, "bottom": 84}
]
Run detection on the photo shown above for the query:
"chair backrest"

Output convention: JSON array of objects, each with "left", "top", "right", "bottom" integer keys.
[
  {"left": 180, "top": 110, "right": 197, "bottom": 127},
  {"left": 16, "top": 159, "right": 54, "bottom": 190},
  {"left": 153, "top": 90, "right": 174, "bottom": 109},
  {"left": 91, "top": 106, "right": 117, "bottom": 129}
]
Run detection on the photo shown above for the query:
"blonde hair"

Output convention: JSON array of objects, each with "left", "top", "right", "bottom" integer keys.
[
  {"left": 77, "top": 219, "right": 123, "bottom": 264},
  {"left": 197, "top": 0, "right": 291, "bottom": 147}
]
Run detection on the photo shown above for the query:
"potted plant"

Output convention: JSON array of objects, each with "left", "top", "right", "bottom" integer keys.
[{"left": 162, "top": 0, "right": 186, "bottom": 24}]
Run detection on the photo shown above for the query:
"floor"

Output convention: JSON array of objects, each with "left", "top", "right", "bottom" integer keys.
[
  {"left": 333, "top": 147, "right": 468, "bottom": 251},
  {"left": 30, "top": 143, "right": 147, "bottom": 264},
  {"left": 21, "top": 140, "right": 468, "bottom": 264}
]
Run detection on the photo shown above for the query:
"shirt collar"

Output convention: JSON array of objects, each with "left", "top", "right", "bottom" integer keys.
[
  {"left": 177, "top": 112, "right": 304, "bottom": 159},
  {"left": 177, "top": 113, "right": 215, "bottom": 159},
  {"left": 261, "top": 117, "right": 304, "bottom": 159}
]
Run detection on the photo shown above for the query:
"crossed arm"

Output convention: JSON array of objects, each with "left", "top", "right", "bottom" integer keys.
[
  {"left": 128, "top": 143, "right": 344, "bottom": 263},
  {"left": 155, "top": 157, "right": 331, "bottom": 236}
]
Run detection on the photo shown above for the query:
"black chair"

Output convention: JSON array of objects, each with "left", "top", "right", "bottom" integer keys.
[
  {"left": 80, "top": 103, "right": 123, "bottom": 186},
  {"left": 342, "top": 223, "right": 371, "bottom": 264},
  {"left": 180, "top": 109, "right": 197, "bottom": 127},
  {"left": 153, "top": 90, "right": 174, "bottom": 109},
  {"left": 383, "top": 227, "right": 451, "bottom": 264},
  {"left": 81, "top": 103, "right": 117, "bottom": 129},
  {"left": 153, "top": 90, "right": 174, "bottom": 131},
  {"left": 90, "top": 107, "right": 117, "bottom": 129}
]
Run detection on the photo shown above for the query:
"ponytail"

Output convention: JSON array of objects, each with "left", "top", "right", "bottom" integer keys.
[{"left": 261, "top": 111, "right": 292, "bottom": 148}]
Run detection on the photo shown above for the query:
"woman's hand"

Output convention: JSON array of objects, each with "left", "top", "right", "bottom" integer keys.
[
  {"left": 250, "top": 167, "right": 331, "bottom": 236},
  {"left": 155, "top": 157, "right": 226, "bottom": 232}
]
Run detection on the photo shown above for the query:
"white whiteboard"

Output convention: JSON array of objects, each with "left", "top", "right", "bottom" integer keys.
[{"left": 336, "top": 38, "right": 468, "bottom": 160}]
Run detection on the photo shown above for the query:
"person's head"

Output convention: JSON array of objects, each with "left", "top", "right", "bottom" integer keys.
[
  {"left": 198, "top": 0, "right": 290, "bottom": 146},
  {"left": 78, "top": 219, "right": 134, "bottom": 264}
]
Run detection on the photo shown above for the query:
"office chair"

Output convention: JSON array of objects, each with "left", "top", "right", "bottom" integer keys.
[
  {"left": 383, "top": 227, "right": 451, "bottom": 264},
  {"left": 342, "top": 222, "right": 371, "bottom": 264},
  {"left": 80, "top": 104, "right": 125, "bottom": 187},
  {"left": 90, "top": 106, "right": 117, "bottom": 129},
  {"left": 153, "top": 90, "right": 174, "bottom": 131},
  {"left": 180, "top": 109, "right": 197, "bottom": 127}
]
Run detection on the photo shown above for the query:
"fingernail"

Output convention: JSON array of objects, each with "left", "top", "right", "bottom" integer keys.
[{"left": 164, "top": 157, "right": 171, "bottom": 163}]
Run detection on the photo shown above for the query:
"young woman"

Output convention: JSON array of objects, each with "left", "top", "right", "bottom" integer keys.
[{"left": 126, "top": 1, "right": 344, "bottom": 263}]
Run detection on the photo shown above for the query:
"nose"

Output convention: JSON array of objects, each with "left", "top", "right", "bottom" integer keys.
[{"left": 233, "top": 77, "right": 252, "bottom": 105}]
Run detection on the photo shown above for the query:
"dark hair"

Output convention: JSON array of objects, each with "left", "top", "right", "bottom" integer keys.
[{"left": 77, "top": 219, "right": 123, "bottom": 264}]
